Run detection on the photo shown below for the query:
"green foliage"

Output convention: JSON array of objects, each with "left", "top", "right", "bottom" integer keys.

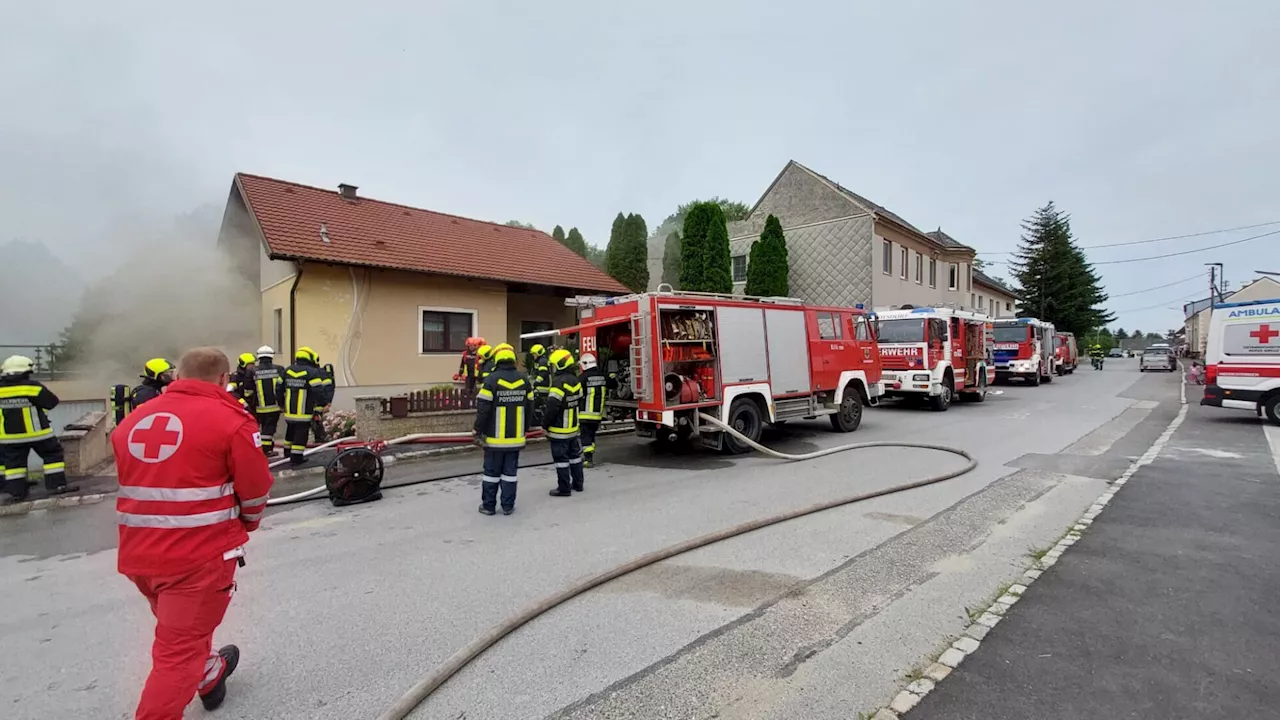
[
  {"left": 743, "top": 215, "right": 790, "bottom": 297},
  {"left": 661, "top": 231, "right": 682, "bottom": 289},
  {"left": 1146, "top": 331, "right": 1164, "bottom": 341},
  {"left": 565, "top": 227, "right": 588, "bottom": 257},
  {"left": 1131, "top": 328, "right": 1143, "bottom": 339},
  {"left": 505, "top": 220, "right": 537, "bottom": 230},
  {"left": 973, "top": 256, "right": 991, "bottom": 272},
  {"left": 1113, "top": 327, "right": 1129, "bottom": 340},
  {"left": 605, "top": 213, "right": 650, "bottom": 292},
  {"left": 1009, "top": 202, "right": 1115, "bottom": 336},
  {"left": 652, "top": 197, "right": 751, "bottom": 251},
  {"left": 551, "top": 225, "right": 566, "bottom": 245},
  {"left": 679, "top": 202, "right": 733, "bottom": 293},
  {"left": 585, "top": 244, "right": 606, "bottom": 269}
]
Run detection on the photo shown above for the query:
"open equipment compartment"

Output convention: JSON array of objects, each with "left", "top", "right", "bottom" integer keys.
[{"left": 657, "top": 304, "right": 721, "bottom": 407}]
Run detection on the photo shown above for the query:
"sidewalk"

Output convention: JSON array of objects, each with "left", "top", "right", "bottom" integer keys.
[{"left": 908, "top": 402, "right": 1280, "bottom": 719}]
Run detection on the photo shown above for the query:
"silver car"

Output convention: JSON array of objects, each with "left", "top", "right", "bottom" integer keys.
[{"left": 1139, "top": 348, "right": 1177, "bottom": 372}]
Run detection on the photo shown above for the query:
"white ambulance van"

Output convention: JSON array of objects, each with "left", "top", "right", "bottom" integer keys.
[{"left": 1200, "top": 297, "right": 1280, "bottom": 424}]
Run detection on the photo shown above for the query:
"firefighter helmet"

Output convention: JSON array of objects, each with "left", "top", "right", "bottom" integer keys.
[
  {"left": 296, "top": 346, "right": 319, "bottom": 363},
  {"left": 549, "top": 348, "right": 575, "bottom": 371},
  {"left": 143, "top": 358, "right": 174, "bottom": 381},
  {"left": 530, "top": 343, "right": 546, "bottom": 357},
  {"left": 494, "top": 342, "right": 514, "bottom": 354},
  {"left": 494, "top": 347, "right": 517, "bottom": 364},
  {"left": 256, "top": 345, "right": 275, "bottom": 357},
  {"left": 1, "top": 355, "right": 34, "bottom": 376},
  {"left": 237, "top": 352, "right": 256, "bottom": 368},
  {"left": 579, "top": 352, "right": 598, "bottom": 371},
  {"left": 477, "top": 344, "right": 493, "bottom": 359}
]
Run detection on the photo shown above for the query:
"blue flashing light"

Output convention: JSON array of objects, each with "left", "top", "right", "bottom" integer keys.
[
  {"left": 910, "top": 307, "right": 937, "bottom": 314},
  {"left": 855, "top": 303, "right": 865, "bottom": 309}
]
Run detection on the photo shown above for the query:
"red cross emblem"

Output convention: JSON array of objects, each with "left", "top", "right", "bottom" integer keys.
[
  {"left": 1250, "top": 324, "right": 1279, "bottom": 344},
  {"left": 127, "top": 413, "right": 184, "bottom": 464}
]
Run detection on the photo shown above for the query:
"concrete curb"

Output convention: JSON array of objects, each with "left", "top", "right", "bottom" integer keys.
[
  {"left": 868, "top": 371, "right": 1190, "bottom": 719},
  {"left": 0, "top": 423, "right": 637, "bottom": 518}
]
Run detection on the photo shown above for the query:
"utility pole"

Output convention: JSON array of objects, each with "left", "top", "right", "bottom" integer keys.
[{"left": 1206, "top": 262, "right": 1223, "bottom": 307}]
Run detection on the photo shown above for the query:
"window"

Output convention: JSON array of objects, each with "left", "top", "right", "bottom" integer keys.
[
  {"left": 731, "top": 254, "right": 748, "bottom": 282},
  {"left": 978, "top": 295, "right": 985, "bottom": 310},
  {"left": 949, "top": 263, "right": 959, "bottom": 291},
  {"left": 914, "top": 252, "right": 923, "bottom": 284},
  {"left": 816, "top": 312, "right": 842, "bottom": 339},
  {"left": 1006, "top": 301, "right": 1013, "bottom": 311},
  {"left": 929, "top": 258, "right": 937, "bottom": 288},
  {"left": 420, "top": 307, "right": 476, "bottom": 353},
  {"left": 900, "top": 247, "right": 908, "bottom": 279},
  {"left": 878, "top": 318, "right": 924, "bottom": 343},
  {"left": 966, "top": 264, "right": 972, "bottom": 292},
  {"left": 272, "top": 308, "right": 283, "bottom": 352},
  {"left": 519, "top": 321, "right": 554, "bottom": 353},
  {"left": 882, "top": 240, "right": 893, "bottom": 274},
  {"left": 853, "top": 316, "right": 872, "bottom": 341},
  {"left": 970, "top": 293, "right": 975, "bottom": 308}
]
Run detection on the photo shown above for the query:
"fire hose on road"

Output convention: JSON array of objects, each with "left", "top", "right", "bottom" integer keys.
[{"left": 375, "top": 412, "right": 978, "bottom": 720}]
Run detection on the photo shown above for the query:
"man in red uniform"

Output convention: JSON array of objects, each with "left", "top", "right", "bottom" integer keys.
[{"left": 112, "top": 347, "right": 274, "bottom": 719}]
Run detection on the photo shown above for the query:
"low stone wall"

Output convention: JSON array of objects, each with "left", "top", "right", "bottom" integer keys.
[
  {"left": 58, "top": 411, "right": 113, "bottom": 477},
  {"left": 353, "top": 395, "right": 475, "bottom": 441}
]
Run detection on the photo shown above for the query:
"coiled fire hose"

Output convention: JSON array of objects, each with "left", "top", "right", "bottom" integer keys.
[{"left": 375, "top": 412, "right": 978, "bottom": 720}]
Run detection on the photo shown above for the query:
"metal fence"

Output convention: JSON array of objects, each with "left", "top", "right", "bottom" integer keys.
[
  {"left": 380, "top": 386, "right": 478, "bottom": 415},
  {"left": 0, "top": 344, "right": 72, "bottom": 379}
]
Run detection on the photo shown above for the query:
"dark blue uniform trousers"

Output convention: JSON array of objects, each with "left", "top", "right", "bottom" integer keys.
[
  {"left": 550, "top": 437, "right": 585, "bottom": 493},
  {"left": 480, "top": 448, "right": 520, "bottom": 512}
]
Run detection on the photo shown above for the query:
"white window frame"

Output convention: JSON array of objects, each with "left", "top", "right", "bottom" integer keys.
[
  {"left": 899, "top": 246, "right": 908, "bottom": 280},
  {"left": 948, "top": 263, "right": 959, "bottom": 291},
  {"left": 272, "top": 308, "right": 283, "bottom": 352},
  {"left": 978, "top": 295, "right": 985, "bottom": 310},
  {"left": 929, "top": 258, "right": 937, "bottom": 288},
  {"left": 731, "top": 254, "right": 748, "bottom": 282},
  {"left": 418, "top": 305, "right": 478, "bottom": 355},
  {"left": 914, "top": 251, "right": 923, "bottom": 284},
  {"left": 965, "top": 264, "right": 972, "bottom": 292},
  {"left": 882, "top": 239, "right": 892, "bottom": 275}
]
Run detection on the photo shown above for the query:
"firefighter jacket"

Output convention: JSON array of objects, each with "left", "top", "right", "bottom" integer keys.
[
  {"left": 479, "top": 358, "right": 497, "bottom": 383},
  {"left": 129, "top": 379, "right": 167, "bottom": 410},
  {"left": 251, "top": 362, "right": 285, "bottom": 414},
  {"left": 0, "top": 375, "right": 59, "bottom": 444},
  {"left": 531, "top": 356, "right": 552, "bottom": 394},
  {"left": 226, "top": 368, "right": 256, "bottom": 413},
  {"left": 580, "top": 366, "right": 615, "bottom": 421},
  {"left": 542, "top": 369, "right": 583, "bottom": 439},
  {"left": 112, "top": 379, "right": 274, "bottom": 576},
  {"left": 458, "top": 349, "right": 479, "bottom": 381},
  {"left": 314, "top": 364, "right": 336, "bottom": 411},
  {"left": 282, "top": 359, "right": 332, "bottom": 423},
  {"left": 473, "top": 362, "right": 533, "bottom": 448}
]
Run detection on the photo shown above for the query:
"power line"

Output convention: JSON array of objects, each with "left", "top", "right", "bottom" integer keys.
[
  {"left": 1107, "top": 272, "right": 1203, "bottom": 299},
  {"left": 1113, "top": 290, "right": 1206, "bottom": 315},
  {"left": 1092, "top": 228, "right": 1280, "bottom": 265},
  {"left": 983, "top": 219, "right": 1280, "bottom": 256}
]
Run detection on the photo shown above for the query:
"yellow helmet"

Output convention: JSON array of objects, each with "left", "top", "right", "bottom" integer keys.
[
  {"left": 530, "top": 343, "right": 546, "bottom": 357},
  {"left": 549, "top": 348, "right": 575, "bottom": 371},
  {"left": 296, "top": 346, "right": 318, "bottom": 363},
  {"left": 494, "top": 347, "right": 517, "bottom": 364},
  {"left": 477, "top": 344, "right": 493, "bottom": 359},
  {"left": 494, "top": 342, "right": 514, "bottom": 354},
  {"left": 237, "top": 352, "right": 256, "bottom": 368},
  {"left": 143, "top": 358, "right": 174, "bottom": 381}
]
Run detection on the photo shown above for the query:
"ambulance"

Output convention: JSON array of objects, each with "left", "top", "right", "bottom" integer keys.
[
  {"left": 874, "top": 306, "right": 994, "bottom": 411},
  {"left": 1200, "top": 297, "right": 1280, "bottom": 424}
]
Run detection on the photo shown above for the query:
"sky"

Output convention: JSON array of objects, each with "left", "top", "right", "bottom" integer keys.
[{"left": 3, "top": 0, "right": 1278, "bottom": 337}]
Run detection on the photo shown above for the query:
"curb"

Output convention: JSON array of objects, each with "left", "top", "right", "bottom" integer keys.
[
  {"left": 1, "top": 423, "right": 637, "bottom": 518},
  {"left": 868, "top": 372, "right": 1190, "bottom": 719}
]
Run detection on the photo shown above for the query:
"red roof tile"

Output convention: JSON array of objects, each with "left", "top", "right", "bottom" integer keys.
[{"left": 234, "top": 173, "right": 628, "bottom": 294}]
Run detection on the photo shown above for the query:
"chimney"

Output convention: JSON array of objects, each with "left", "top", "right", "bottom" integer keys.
[{"left": 338, "top": 183, "right": 358, "bottom": 200}]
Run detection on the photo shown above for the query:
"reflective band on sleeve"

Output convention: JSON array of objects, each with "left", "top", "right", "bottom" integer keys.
[
  {"left": 238, "top": 493, "right": 270, "bottom": 507},
  {"left": 239, "top": 511, "right": 264, "bottom": 522},
  {"left": 477, "top": 389, "right": 494, "bottom": 400},
  {"left": 118, "top": 483, "right": 235, "bottom": 502},
  {"left": 117, "top": 507, "right": 240, "bottom": 528}
]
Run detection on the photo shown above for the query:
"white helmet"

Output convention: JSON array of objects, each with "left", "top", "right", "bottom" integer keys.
[
  {"left": 1, "top": 355, "right": 34, "bottom": 376},
  {"left": 579, "top": 352, "right": 598, "bottom": 371},
  {"left": 256, "top": 345, "right": 275, "bottom": 357}
]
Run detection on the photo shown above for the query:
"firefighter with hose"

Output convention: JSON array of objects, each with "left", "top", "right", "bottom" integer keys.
[
  {"left": 577, "top": 352, "right": 614, "bottom": 468},
  {"left": 112, "top": 347, "right": 273, "bottom": 719},
  {"left": 472, "top": 345, "right": 532, "bottom": 515},
  {"left": 1, "top": 355, "right": 77, "bottom": 502},
  {"left": 282, "top": 347, "right": 333, "bottom": 466},
  {"left": 543, "top": 348, "right": 585, "bottom": 496},
  {"left": 250, "top": 347, "right": 284, "bottom": 456}
]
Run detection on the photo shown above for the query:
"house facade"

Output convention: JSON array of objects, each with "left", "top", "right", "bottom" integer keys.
[
  {"left": 1183, "top": 276, "right": 1280, "bottom": 357},
  {"left": 217, "top": 174, "right": 626, "bottom": 406},
  {"left": 726, "top": 161, "right": 978, "bottom": 311},
  {"left": 973, "top": 269, "right": 1019, "bottom": 318}
]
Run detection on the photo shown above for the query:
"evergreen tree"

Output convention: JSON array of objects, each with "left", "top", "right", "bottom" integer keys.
[
  {"left": 1131, "top": 328, "right": 1143, "bottom": 339},
  {"left": 1113, "top": 327, "right": 1129, "bottom": 340},
  {"left": 742, "top": 215, "right": 790, "bottom": 297},
  {"left": 565, "top": 227, "right": 588, "bottom": 257},
  {"left": 661, "top": 231, "right": 682, "bottom": 289},
  {"left": 606, "top": 213, "right": 649, "bottom": 292},
  {"left": 680, "top": 202, "right": 733, "bottom": 293},
  {"left": 552, "top": 225, "right": 567, "bottom": 246},
  {"left": 1008, "top": 202, "right": 1114, "bottom": 336}
]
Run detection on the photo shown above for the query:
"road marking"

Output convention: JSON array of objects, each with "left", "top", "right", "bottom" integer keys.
[
  {"left": 1264, "top": 424, "right": 1280, "bottom": 478},
  {"left": 1177, "top": 447, "right": 1244, "bottom": 460}
]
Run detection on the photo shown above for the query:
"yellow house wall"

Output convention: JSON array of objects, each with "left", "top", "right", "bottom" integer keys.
[
  {"left": 506, "top": 294, "right": 578, "bottom": 353},
  {"left": 261, "top": 276, "right": 295, "bottom": 358}
]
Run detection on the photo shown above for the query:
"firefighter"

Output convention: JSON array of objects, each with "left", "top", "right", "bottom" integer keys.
[
  {"left": 281, "top": 347, "right": 332, "bottom": 465},
  {"left": 543, "top": 349, "right": 585, "bottom": 496},
  {"left": 310, "top": 357, "right": 336, "bottom": 443},
  {"left": 1089, "top": 344, "right": 1105, "bottom": 369},
  {"left": 476, "top": 344, "right": 495, "bottom": 385},
  {"left": 472, "top": 345, "right": 532, "bottom": 515},
  {"left": 528, "top": 343, "right": 552, "bottom": 422},
  {"left": 109, "top": 384, "right": 132, "bottom": 427},
  {"left": 1, "top": 355, "right": 77, "bottom": 501},
  {"left": 250, "top": 346, "right": 284, "bottom": 456},
  {"left": 130, "top": 358, "right": 175, "bottom": 409},
  {"left": 111, "top": 347, "right": 273, "bottom": 718},
  {"left": 226, "top": 353, "right": 257, "bottom": 412},
  {"left": 456, "top": 337, "right": 484, "bottom": 394},
  {"left": 578, "top": 352, "right": 614, "bottom": 468}
]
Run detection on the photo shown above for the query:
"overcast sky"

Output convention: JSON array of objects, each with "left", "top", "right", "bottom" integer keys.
[{"left": 3, "top": 1, "right": 1277, "bottom": 335}]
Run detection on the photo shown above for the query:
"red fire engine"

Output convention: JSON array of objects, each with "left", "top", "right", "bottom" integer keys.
[
  {"left": 525, "top": 289, "right": 885, "bottom": 453},
  {"left": 1053, "top": 332, "right": 1078, "bottom": 375},
  {"left": 992, "top": 317, "right": 1056, "bottom": 385},
  {"left": 874, "top": 306, "right": 994, "bottom": 411}
]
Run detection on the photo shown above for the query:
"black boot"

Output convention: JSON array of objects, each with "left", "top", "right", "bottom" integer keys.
[
  {"left": 478, "top": 505, "right": 496, "bottom": 515},
  {"left": 199, "top": 645, "right": 240, "bottom": 710},
  {"left": 47, "top": 484, "right": 80, "bottom": 495},
  {"left": 549, "top": 488, "right": 572, "bottom": 497}
]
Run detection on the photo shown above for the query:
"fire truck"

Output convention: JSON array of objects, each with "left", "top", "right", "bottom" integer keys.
[
  {"left": 1053, "top": 332, "right": 1079, "bottom": 375},
  {"left": 992, "top": 317, "right": 1056, "bottom": 385},
  {"left": 874, "top": 306, "right": 994, "bottom": 411},
  {"left": 524, "top": 288, "right": 884, "bottom": 453}
]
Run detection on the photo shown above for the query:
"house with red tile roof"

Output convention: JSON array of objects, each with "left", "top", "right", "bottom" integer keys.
[{"left": 216, "top": 173, "right": 626, "bottom": 394}]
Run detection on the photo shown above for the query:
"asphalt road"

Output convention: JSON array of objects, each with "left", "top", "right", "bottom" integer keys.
[
  {"left": 908, "top": 383, "right": 1280, "bottom": 720},
  {"left": 0, "top": 360, "right": 1174, "bottom": 719}
]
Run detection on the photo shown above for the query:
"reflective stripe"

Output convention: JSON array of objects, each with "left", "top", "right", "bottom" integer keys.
[
  {"left": 118, "top": 483, "right": 234, "bottom": 502},
  {"left": 548, "top": 388, "right": 564, "bottom": 399},
  {"left": 481, "top": 475, "right": 500, "bottom": 484},
  {"left": 569, "top": 456, "right": 584, "bottom": 464},
  {"left": 198, "top": 655, "right": 224, "bottom": 690},
  {"left": 500, "top": 475, "right": 518, "bottom": 483},
  {"left": 547, "top": 430, "right": 579, "bottom": 439},
  {"left": 583, "top": 444, "right": 596, "bottom": 453},
  {"left": 239, "top": 511, "right": 264, "bottom": 522},
  {"left": 239, "top": 493, "right": 270, "bottom": 507},
  {"left": 0, "top": 428, "right": 53, "bottom": 443},
  {"left": 3, "top": 468, "right": 27, "bottom": 479},
  {"left": 117, "top": 507, "right": 240, "bottom": 528},
  {"left": 477, "top": 389, "right": 494, "bottom": 401},
  {"left": 554, "top": 462, "right": 570, "bottom": 468}
]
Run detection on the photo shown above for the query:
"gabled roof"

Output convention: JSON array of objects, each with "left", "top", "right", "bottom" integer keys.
[
  {"left": 973, "top": 269, "right": 1019, "bottom": 297},
  {"left": 924, "top": 228, "right": 973, "bottom": 251},
  {"left": 233, "top": 173, "right": 627, "bottom": 294}
]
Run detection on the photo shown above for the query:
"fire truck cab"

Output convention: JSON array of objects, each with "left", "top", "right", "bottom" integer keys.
[
  {"left": 992, "top": 317, "right": 1056, "bottom": 385},
  {"left": 526, "top": 287, "right": 885, "bottom": 453},
  {"left": 874, "top": 306, "right": 994, "bottom": 411}
]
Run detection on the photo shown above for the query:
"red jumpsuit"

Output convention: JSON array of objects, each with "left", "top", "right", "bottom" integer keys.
[{"left": 112, "top": 379, "right": 274, "bottom": 720}]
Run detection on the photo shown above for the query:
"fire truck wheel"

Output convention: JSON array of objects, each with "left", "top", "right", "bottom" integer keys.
[
  {"left": 722, "top": 399, "right": 764, "bottom": 454},
  {"left": 829, "top": 389, "right": 863, "bottom": 433},
  {"left": 1264, "top": 394, "right": 1280, "bottom": 425},
  {"left": 1028, "top": 371, "right": 1041, "bottom": 387},
  {"left": 929, "top": 376, "right": 954, "bottom": 411}
]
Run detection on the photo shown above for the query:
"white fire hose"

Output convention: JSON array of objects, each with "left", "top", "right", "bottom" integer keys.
[{"left": 375, "top": 412, "right": 977, "bottom": 720}]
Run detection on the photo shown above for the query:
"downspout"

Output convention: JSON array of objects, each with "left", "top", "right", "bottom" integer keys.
[{"left": 289, "top": 261, "right": 305, "bottom": 359}]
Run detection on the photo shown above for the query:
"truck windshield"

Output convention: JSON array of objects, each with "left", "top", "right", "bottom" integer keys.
[
  {"left": 877, "top": 319, "right": 925, "bottom": 343},
  {"left": 993, "top": 326, "right": 1030, "bottom": 343}
]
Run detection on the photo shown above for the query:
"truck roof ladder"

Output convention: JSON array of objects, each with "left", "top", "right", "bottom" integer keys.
[{"left": 566, "top": 283, "right": 804, "bottom": 308}]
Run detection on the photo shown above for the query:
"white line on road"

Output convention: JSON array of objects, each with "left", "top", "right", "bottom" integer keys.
[{"left": 1263, "top": 424, "right": 1280, "bottom": 478}]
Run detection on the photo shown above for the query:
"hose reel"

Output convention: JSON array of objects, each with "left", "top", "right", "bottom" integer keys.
[{"left": 324, "top": 442, "right": 386, "bottom": 507}]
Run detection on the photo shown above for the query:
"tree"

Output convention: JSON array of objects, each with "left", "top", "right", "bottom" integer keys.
[
  {"left": 680, "top": 202, "right": 733, "bottom": 293},
  {"left": 972, "top": 257, "right": 991, "bottom": 272},
  {"left": 743, "top": 215, "right": 790, "bottom": 297},
  {"left": 505, "top": 220, "right": 537, "bottom": 230},
  {"left": 552, "top": 225, "right": 567, "bottom": 246},
  {"left": 1131, "top": 329, "right": 1143, "bottom": 339},
  {"left": 1008, "top": 202, "right": 1114, "bottom": 336},
  {"left": 565, "top": 227, "right": 588, "bottom": 257},
  {"left": 1114, "top": 327, "right": 1129, "bottom": 340},
  {"left": 1145, "top": 331, "right": 1163, "bottom": 341},
  {"left": 605, "top": 213, "right": 649, "bottom": 292},
  {"left": 661, "top": 231, "right": 682, "bottom": 289}
]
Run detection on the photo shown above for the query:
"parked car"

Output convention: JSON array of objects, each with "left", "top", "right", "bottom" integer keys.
[
  {"left": 1139, "top": 348, "right": 1177, "bottom": 372},
  {"left": 1108, "top": 348, "right": 1124, "bottom": 358}
]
